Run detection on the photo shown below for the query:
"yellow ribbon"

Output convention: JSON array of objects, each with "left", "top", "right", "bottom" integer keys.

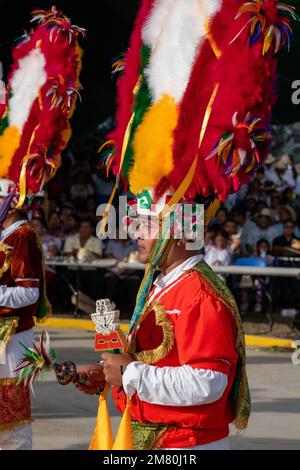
[
  {"left": 112, "top": 396, "right": 134, "bottom": 450},
  {"left": 160, "top": 83, "right": 220, "bottom": 220},
  {"left": 16, "top": 121, "right": 40, "bottom": 208},
  {"left": 205, "top": 19, "right": 222, "bottom": 59},
  {"left": 98, "top": 80, "right": 140, "bottom": 236}
]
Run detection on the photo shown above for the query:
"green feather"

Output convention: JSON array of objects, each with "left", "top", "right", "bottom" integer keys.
[{"left": 123, "top": 44, "right": 152, "bottom": 179}]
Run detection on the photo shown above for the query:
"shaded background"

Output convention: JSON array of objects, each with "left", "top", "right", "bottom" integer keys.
[{"left": 0, "top": 0, "right": 299, "bottom": 141}]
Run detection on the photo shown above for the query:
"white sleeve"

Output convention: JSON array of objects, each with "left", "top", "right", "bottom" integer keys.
[
  {"left": 0, "top": 286, "right": 39, "bottom": 309},
  {"left": 122, "top": 362, "right": 228, "bottom": 406},
  {"left": 63, "top": 236, "right": 74, "bottom": 254}
]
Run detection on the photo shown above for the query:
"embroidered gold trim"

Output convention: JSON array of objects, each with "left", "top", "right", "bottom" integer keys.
[
  {"left": 0, "top": 418, "right": 31, "bottom": 431},
  {"left": 0, "top": 318, "right": 19, "bottom": 358},
  {"left": 0, "top": 378, "right": 19, "bottom": 386},
  {"left": 0, "top": 241, "right": 12, "bottom": 280},
  {"left": 131, "top": 304, "right": 175, "bottom": 365},
  {"left": 131, "top": 420, "right": 168, "bottom": 450}
]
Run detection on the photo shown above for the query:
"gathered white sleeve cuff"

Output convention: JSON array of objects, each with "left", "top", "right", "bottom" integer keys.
[
  {"left": 122, "top": 362, "right": 228, "bottom": 407},
  {"left": 0, "top": 286, "right": 39, "bottom": 309}
]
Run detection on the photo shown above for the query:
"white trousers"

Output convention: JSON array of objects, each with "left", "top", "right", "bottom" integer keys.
[{"left": 0, "top": 328, "right": 33, "bottom": 450}]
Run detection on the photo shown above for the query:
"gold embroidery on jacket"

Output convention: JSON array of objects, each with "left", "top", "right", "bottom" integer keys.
[
  {"left": 0, "top": 241, "right": 12, "bottom": 280},
  {"left": 131, "top": 304, "right": 174, "bottom": 364}
]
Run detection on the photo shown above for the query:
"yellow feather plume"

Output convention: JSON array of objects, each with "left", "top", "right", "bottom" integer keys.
[
  {"left": 0, "top": 126, "right": 20, "bottom": 178},
  {"left": 129, "top": 94, "right": 179, "bottom": 195}
]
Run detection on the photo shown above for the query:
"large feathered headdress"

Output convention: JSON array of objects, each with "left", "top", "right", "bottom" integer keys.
[
  {"left": 106, "top": 0, "right": 297, "bottom": 220},
  {"left": 100, "top": 0, "right": 298, "bottom": 435},
  {"left": 0, "top": 6, "right": 85, "bottom": 208}
]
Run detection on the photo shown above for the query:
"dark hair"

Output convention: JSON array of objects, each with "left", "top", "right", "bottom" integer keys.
[
  {"left": 284, "top": 219, "right": 295, "bottom": 227},
  {"left": 233, "top": 208, "right": 246, "bottom": 218},
  {"left": 79, "top": 217, "right": 94, "bottom": 229},
  {"left": 31, "top": 216, "right": 47, "bottom": 229},
  {"left": 68, "top": 212, "right": 80, "bottom": 223},
  {"left": 214, "top": 229, "right": 229, "bottom": 241},
  {"left": 225, "top": 218, "right": 236, "bottom": 225},
  {"left": 256, "top": 238, "right": 270, "bottom": 250},
  {"left": 16, "top": 209, "right": 29, "bottom": 220},
  {"left": 216, "top": 207, "right": 228, "bottom": 216},
  {"left": 48, "top": 210, "right": 60, "bottom": 219}
]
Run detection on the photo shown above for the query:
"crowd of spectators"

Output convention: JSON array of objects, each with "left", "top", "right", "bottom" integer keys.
[
  {"left": 204, "top": 153, "right": 300, "bottom": 314},
  {"left": 30, "top": 149, "right": 300, "bottom": 317},
  {"left": 29, "top": 151, "right": 140, "bottom": 315}
]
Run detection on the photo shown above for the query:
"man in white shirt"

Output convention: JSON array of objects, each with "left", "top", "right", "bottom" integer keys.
[
  {"left": 64, "top": 218, "right": 102, "bottom": 259},
  {"left": 64, "top": 218, "right": 103, "bottom": 302},
  {"left": 244, "top": 208, "right": 278, "bottom": 254}
]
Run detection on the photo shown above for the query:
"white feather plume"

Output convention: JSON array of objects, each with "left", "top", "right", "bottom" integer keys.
[
  {"left": 142, "top": 0, "right": 222, "bottom": 103},
  {"left": 8, "top": 48, "right": 47, "bottom": 132}
]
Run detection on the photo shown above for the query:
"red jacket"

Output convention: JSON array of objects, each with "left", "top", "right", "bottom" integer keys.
[
  {"left": 113, "top": 270, "right": 238, "bottom": 448},
  {"left": 0, "top": 222, "right": 43, "bottom": 332}
]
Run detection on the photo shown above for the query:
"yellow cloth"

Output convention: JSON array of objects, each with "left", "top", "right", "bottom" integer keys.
[
  {"left": 112, "top": 397, "right": 134, "bottom": 450},
  {"left": 88, "top": 384, "right": 113, "bottom": 450}
]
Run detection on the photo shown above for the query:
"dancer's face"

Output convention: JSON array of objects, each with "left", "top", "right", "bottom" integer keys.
[{"left": 135, "top": 215, "right": 160, "bottom": 263}]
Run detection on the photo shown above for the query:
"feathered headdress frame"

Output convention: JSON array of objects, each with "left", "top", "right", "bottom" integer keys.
[
  {"left": 0, "top": 6, "right": 85, "bottom": 208},
  {"left": 105, "top": 0, "right": 297, "bottom": 216}
]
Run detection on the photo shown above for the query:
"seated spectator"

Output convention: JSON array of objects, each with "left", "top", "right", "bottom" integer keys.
[
  {"left": 60, "top": 203, "right": 75, "bottom": 226},
  {"left": 272, "top": 220, "right": 300, "bottom": 310},
  {"left": 272, "top": 220, "right": 300, "bottom": 257},
  {"left": 255, "top": 238, "right": 273, "bottom": 265},
  {"left": 31, "top": 217, "right": 61, "bottom": 258},
  {"left": 263, "top": 153, "right": 275, "bottom": 181},
  {"left": 232, "top": 209, "right": 249, "bottom": 255},
  {"left": 204, "top": 229, "right": 232, "bottom": 268},
  {"left": 267, "top": 159, "right": 293, "bottom": 193},
  {"left": 244, "top": 196, "right": 257, "bottom": 221},
  {"left": 240, "top": 239, "right": 273, "bottom": 314},
  {"left": 63, "top": 218, "right": 104, "bottom": 304},
  {"left": 269, "top": 193, "right": 282, "bottom": 222},
  {"left": 104, "top": 237, "right": 138, "bottom": 262},
  {"left": 256, "top": 167, "right": 266, "bottom": 185},
  {"left": 224, "top": 219, "right": 242, "bottom": 257},
  {"left": 272, "top": 205, "right": 297, "bottom": 238},
  {"left": 64, "top": 212, "right": 80, "bottom": 236},
  {"left": 281, "top": 187, "right": 296, "bottom": 207},
  {"left": 247, "top": 178, "right": 262, "bottom": 201},
  {"left": 47, "top": 210, "right": 65, "bottom": 249},
  {"left": 64, "top": 218, "right": 102, "bottom": 259},
  {"left": 80, "top": 196, "right": 98, "bottom": 224},
  {"left": 244, "top": 208, "right": 277, "bottom": 254},
  {"left": 279, "top": 154, "right": 296, "bottom": 188},
  {"left": 208, "top": 207, "right": 228, "bottom": 233}
]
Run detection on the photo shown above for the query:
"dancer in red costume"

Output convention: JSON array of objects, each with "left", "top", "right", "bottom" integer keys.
[
  {"left": 0, "top": 7, "right": 84, "bottom": 449},
  {"left": 76, "top": 0, "right": 296, "bottom": 450}
]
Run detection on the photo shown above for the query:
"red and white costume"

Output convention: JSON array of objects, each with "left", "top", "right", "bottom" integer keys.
[
  {"left": 113, "top": 255, "right": 238, "bottom": 449},
  {"left": 0, "top": 219, "right": 44, "bottom": 449}
]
